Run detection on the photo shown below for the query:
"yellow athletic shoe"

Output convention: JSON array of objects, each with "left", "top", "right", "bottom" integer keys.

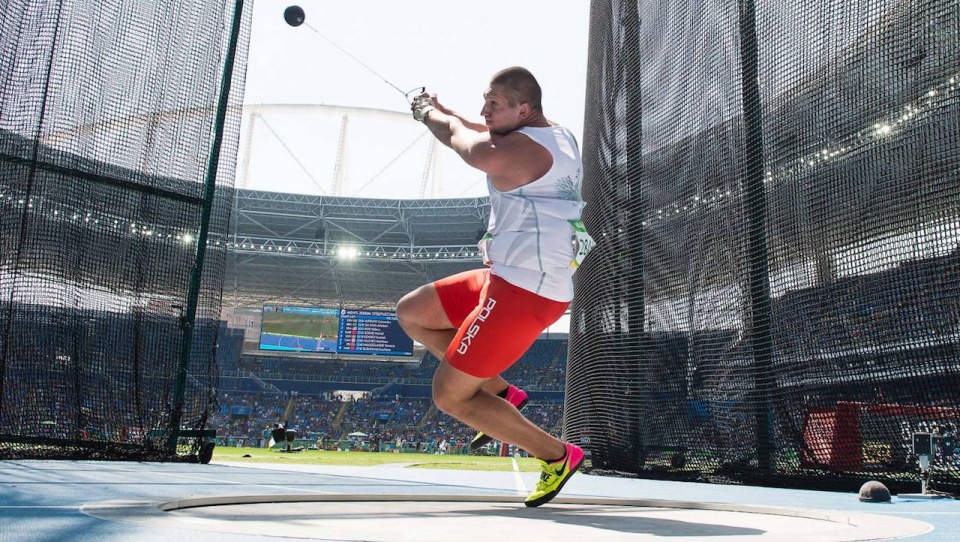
[{"left": 525, "top": 442, "right": 585, "bottom": 507}]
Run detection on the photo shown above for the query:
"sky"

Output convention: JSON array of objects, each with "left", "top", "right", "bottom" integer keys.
[{"left": 237, "top": 0, "right": 591, "bottom": 199}]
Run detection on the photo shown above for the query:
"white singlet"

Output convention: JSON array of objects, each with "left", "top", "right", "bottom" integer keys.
[{"left": 479, "top": 124, "right": 586, "bottom": 302}]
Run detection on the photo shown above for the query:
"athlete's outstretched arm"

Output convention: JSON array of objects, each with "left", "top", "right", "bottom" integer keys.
[
  {"left": 420, "top": 112, "right": 503, "bottom": 173},
  {"left": 416, "top": 112, "right": 547, "bottom": 194},
  {"left": 431, "top": 95, "right": 488, "bottom": 133},
  {"left": 411, "top": 94, "right": 550, "bottom": 190}
]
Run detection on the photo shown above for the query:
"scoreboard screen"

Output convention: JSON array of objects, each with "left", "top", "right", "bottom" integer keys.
[{"left": 259, "top": 306, "right": 413, "bottom": 356}]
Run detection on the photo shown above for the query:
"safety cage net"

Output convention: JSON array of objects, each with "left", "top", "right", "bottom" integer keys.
[
  {"left": 567, "top": 0, "right": 960, "bottom": 494},
  {"left": 0, "top": 0, "right": 252, "bottom": 460}
]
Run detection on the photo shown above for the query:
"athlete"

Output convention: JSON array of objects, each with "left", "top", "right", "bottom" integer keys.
[{"left": 396, "top": 67, "right": 593, "bottom": 507}]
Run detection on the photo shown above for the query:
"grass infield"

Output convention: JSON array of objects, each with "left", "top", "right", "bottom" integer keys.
[{"left": 214, "top": 446, "right": 542, "bottom": 472}]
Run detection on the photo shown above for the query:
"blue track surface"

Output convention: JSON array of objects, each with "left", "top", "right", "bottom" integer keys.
[{"left": 0, "top": 459, "right": 957, "bottom": 541}]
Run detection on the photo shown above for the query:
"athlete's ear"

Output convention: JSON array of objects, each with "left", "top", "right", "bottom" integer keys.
[{"left": 518, "top": 102, "right": 531, "bottom": 120}]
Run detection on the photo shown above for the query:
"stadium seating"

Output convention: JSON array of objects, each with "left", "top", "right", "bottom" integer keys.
[
  {"left": 209, "top": 337, "right": 571, "bottom": 449},
  {"left": 210, "top": 251, "right": 959, "bottom": 451}
]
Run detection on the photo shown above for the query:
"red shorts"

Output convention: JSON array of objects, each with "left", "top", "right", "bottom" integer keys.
[{"left": 434, "top": 269, "right": 569, "bottom": 378}]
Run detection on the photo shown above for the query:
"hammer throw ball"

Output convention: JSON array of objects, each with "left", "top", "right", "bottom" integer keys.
[{"left": 284, "top": 5, "right": 305, "bottom": 27}]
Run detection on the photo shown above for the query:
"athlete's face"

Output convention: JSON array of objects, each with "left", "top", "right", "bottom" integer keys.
[{"left": 481, "top": 85, "right": 529, "bottom": 135}]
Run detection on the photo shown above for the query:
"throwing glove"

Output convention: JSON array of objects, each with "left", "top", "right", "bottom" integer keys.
[{"left": 411, "top": 95, "right": 436, "bottom": 122}]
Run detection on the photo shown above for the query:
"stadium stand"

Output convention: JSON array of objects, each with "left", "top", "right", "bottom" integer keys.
[{"left": 207, "top": 337, "right": 570, "bottom": 453}]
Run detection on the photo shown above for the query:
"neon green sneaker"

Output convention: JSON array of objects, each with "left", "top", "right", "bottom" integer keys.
[{"left": 525, "top": 442, "right": 584, "bottom": 507}]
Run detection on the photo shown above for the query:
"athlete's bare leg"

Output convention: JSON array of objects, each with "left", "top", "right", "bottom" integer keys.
[
  {"left": 397, "top": 277, "right": 555, "bottom": 458},
  {"left": 397, "top": 283, "right": 510, "bottom": 396},
  {"left": 432, "top": 359, "right": 565, "bottom": 460}
]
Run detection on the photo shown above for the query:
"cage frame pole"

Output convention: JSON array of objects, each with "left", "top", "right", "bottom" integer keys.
[
  {"left": 737, "top": 0, "right": 774, "bottom": 472},
  {"left": 623, "top": 0, "right": 648, "bottom": 469},
  {"left": 167, "top": 0, "right": 246, "bottom": 453}
]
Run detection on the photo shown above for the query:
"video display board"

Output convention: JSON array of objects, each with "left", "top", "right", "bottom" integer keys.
[{"left": 259, "top": 306, "right": 413, "bottom": 356}]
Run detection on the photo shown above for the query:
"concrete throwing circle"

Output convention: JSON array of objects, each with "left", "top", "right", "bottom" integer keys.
[{"left": 82, "top": 494, "right": 932, "bottom": 542}]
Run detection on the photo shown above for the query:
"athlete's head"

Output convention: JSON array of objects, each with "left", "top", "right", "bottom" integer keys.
[{"left": 481, "top": 67, "right": 543, "bottom": 134}]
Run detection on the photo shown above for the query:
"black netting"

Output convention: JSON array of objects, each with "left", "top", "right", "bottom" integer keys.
[
  {"left": 568, "top": 0, "right": 960, "bottom": 493},
  {"left": 0, "top": 0, "right": 251, "bottom": 460}
]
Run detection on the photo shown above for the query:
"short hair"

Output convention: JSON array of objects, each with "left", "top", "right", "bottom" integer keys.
[{"left": 489, "top": 67, "right": 542, "bottom": 111}]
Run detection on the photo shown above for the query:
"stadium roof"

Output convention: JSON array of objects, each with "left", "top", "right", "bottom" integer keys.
[
  {"left": 224, "top": 189, "right": 490, "bottom": 309},
  {"left": 235, "top": 103, "right": 487, "bottom": 200}
]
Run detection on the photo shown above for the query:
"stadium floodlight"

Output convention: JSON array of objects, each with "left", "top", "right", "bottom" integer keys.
[{"left": 337, "top": 244, "right": 359, "bottom": 260}]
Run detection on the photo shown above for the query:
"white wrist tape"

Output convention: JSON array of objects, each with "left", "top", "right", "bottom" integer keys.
[{"left": 412, "top": 96, "right": 436, "bottom": 122}]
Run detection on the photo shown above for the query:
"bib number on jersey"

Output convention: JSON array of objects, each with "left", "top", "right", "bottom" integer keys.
[{"left": 570, "top": 220, "right": 595, "bottom": 269}]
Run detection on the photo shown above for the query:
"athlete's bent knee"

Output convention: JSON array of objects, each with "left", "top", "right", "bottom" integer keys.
[
  {"left": 432, "top": 384, "right": 465, "bottom": 418},
  {"left": 395, "top": 290, "right": 421, "bottom": 332}
]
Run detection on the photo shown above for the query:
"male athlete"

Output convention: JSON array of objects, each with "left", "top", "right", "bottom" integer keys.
[{"left": 396, "top": 67, "right": 592, "bottom": 507}]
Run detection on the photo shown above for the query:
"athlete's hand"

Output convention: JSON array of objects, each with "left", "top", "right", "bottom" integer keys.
[{"left": 411, "top": 93, "right": 436, "bottom": 122}]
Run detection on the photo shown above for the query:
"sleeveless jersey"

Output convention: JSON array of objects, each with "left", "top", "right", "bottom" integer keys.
[{"left": 479, "top": 124, "right": 585, "bottom": 302}]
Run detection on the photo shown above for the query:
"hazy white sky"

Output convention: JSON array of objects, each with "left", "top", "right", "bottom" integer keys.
[{"left": 237, "top": 0, "right": 590, "bottom": 198}]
